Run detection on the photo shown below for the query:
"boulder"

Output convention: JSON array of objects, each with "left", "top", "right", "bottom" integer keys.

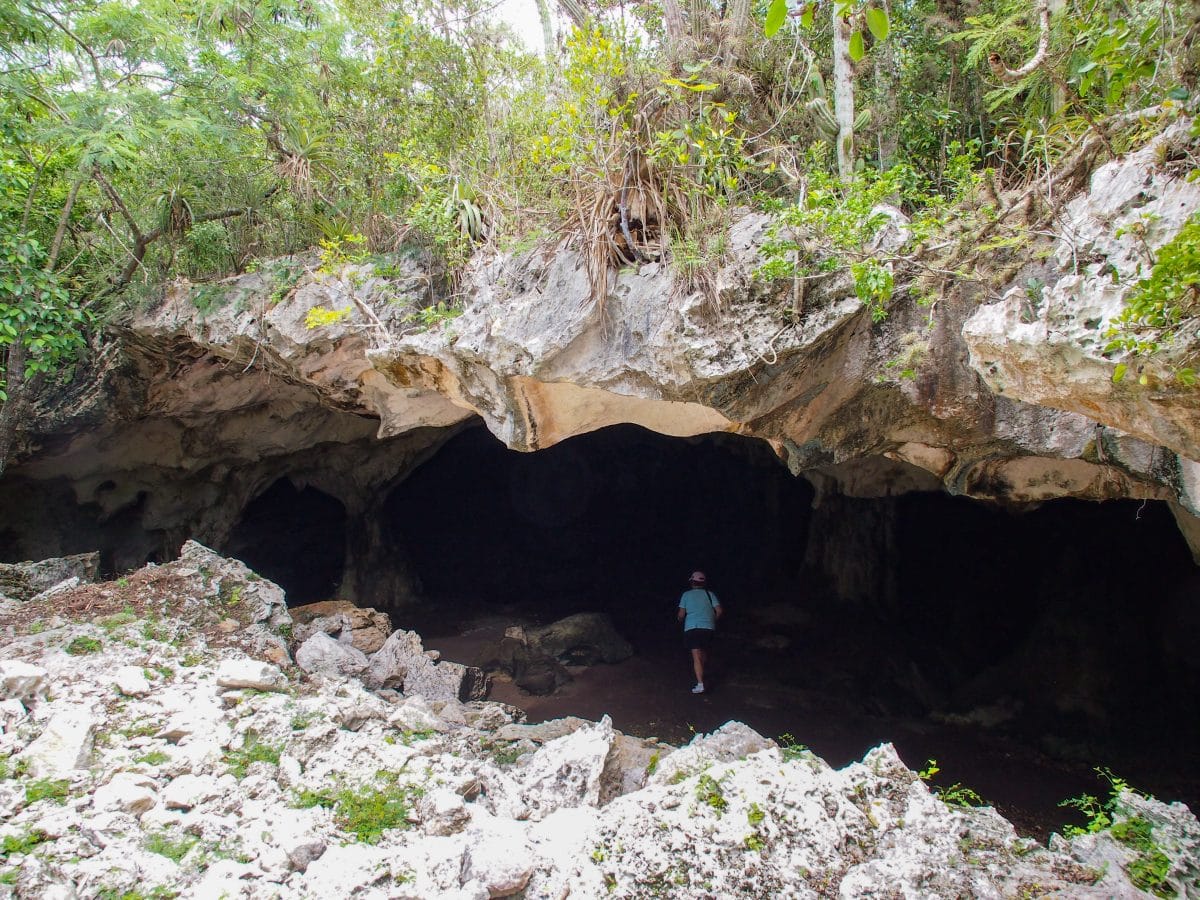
[
  {"left": 295, "top": 632, "right": 369, "bottom": 677},
  {"left": 163, "top": 773, "right": 221, "bottom": 810},
  {"left": 291, "top": 600, "right": 393, "bottom": 654},
  {"left": 519, "top": 716, "right": 615, "bottom": 820},
  {"left": 18, "top": 708, "right": 97, "bottom": 778},
  {"left": 461, "top": 819, "right": 534, "bottom": 897},
  {"left": 364, "top": 629, "right": 489, "bottom": 702},
  {"left": 650, "top": 720, "right": 775, "bottom": 785},
  {"left": 0, "top": 552, "right": 100, "bottom": 601},
  {"left": 417, "top": 787, "right": 470, "bottom": 836},
  {"left": 93, "top": 772, "right": 158, "bottom": 815},
  {"left": 485, "top": 627, "right": 571, "bottom": 696},
  {"left": 0, "top": 699, "right": 27, "bottom": 733},
  {"left": 526, "top": 613, "right": 633, "bottom": 666},
  {"left": 0, "top": 659, "right": 49, "bottom": 703},
  {"left": 113, "top": 665, "right": 152, "bottom": 697},
  {"left": 215, "top": 658, "right": 288, "bottom": 692}
]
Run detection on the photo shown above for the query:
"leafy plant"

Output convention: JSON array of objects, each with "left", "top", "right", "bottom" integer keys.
[
  {"left": 294, "top": 772, "right": 423, "bottom": 844},
  {"left": 64, "top": 635, "right": 102, "bottom": 655},
  {"left": 695, "top": 773, "right": 728, "bottom": 815},
  {"left": 0, "top": 828, "right": 50, "bottom": 856},
  {"left": 304, "top": 305, "right": 353, "bottom": 330},
  {"left": 1106, "top": 214, "right": 1200, "bottom": 385},
  {"left": 24, "top": 778, "right": 69, "bottom": 805},
  {"left": 223, "top": 731, "right": 282, "bottom": 779},
  {"left": 144, "top": 831, "right": 197, "bottom": 863}
]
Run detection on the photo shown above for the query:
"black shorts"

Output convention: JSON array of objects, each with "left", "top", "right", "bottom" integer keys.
[{"left": 684, "top": 628, "right": 715, "bottom": 651}]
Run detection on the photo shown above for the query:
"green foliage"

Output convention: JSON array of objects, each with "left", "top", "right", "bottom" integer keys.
[
  {"left": 0, "top": 828, "right": 50, "bottom": 856},
  {"left": 747, "top": 802, "right": 766, "bottom": 826},
  {"left": 24, "top": 778, "right": 69, "bottom": 806},
  {"left": 144, "top": 831, "right": 197, "bottom": 863},
  {"left": 1112, "top": 816, "right": 1174, "bottom": 897},
  {"left": 778, "top": 733, "right": 810, "bottom": 763},
  {"left": 64, "top": 635, "right": 102, "bottom": 655},
  {"left": 304, "top": 306, "right": 353, "bottom": 330},
  {"left": 223, "top": 731, "right": 282, "bottom": 779},
  {"left": 1106, "top": 214, "right": 1200, "bottom": 384},
  {"left": 919, "top": 759, "right": 986, "bottom": 807},
  {"left": 135, "top": 751, "right": 170, "bottom": 766},
  {"left": 695, "top": 773, "right": 728, "bottom": 815},
  {"left": 294, "top": 772, "right": 423, "bottom": 844},
  {"left": 0, "top": 229, "right": 90, "bottom": 402},
  {"left": 402, "top": 302, "right": 462, "bottom": 333}
]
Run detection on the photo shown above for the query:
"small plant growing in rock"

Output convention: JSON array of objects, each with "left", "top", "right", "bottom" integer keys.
[
  {"left": 135, "top": 751, "right": 170, "bottom": 766},
  {"left": 744, "top": 832, "right": 766, "bottom": 853},
  {"left": 778, "top": 733, "right": 809, "bottom": 763},
  {"left": 24, "top": 778, "right": 69, "bottom": 806},
  {"left": 1059, "top": 769, "right": 1173, "bottom": 898},
  {"left": 289, "top": 710, "right": 323, "bottom": 731},
  {"left": 100, "top": 607, "right": 138, "bottom": 631},
  {"left": 747, "top": 802, "right": 765, "bottom": 826},
  {"left": 1, "top": 828, "right": 51, "bottom": 856},
  {"left": 144, "top": 831, "right": 197, "bottom": 863},
  {"left": 0, "top": 869, "right": 16, "bottom": 885},
  {"left": 65, "top": 635, "right": 102, "bottom": 655},
  {"left": 695, "top": 773, "right": 728, "bottom": 815},
  {"left": 645, "top": 752, "right": 659, "bottom": 777},
  {"left": 223, "top": 731, "right": 282, "bottom": 779},
  {"left": 296, "top": 772, "right": 423, "bottom": 844}
]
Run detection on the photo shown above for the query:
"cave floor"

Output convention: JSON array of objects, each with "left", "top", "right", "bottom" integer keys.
[{"left": 402, "top": 608, "right": 1200, "bottom": 843}]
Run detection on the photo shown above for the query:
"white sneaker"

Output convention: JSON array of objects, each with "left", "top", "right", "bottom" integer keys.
[{"left": 691, "top": 683, "right": 705, "bottom": 694}]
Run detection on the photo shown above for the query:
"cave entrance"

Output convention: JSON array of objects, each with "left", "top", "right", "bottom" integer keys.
[
  {"left": 225, "top": 478, "right": 347, "bottom": 605},
  {"left": 382, "top": 423, "right": 1200, "bottom": 835},
  {"left": 383, "top": 423, "right": 814, "bottom": 639}
]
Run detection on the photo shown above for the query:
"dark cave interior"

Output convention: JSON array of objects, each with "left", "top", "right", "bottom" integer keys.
[{"left": 376, "top": 425, "right": 1199, "bottom": 749}]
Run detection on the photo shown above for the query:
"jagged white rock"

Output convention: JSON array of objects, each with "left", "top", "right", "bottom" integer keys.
[{"left": 295, "top": 631, "right": 369, "bottom": 677}]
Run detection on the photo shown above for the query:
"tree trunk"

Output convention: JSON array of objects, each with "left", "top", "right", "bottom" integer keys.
[
  {"left": 0, "top": 340, "right": 28, "bottom": 480},
  {"left": 725, "top": 0, "right": 752, "bottom": 64},
  {"left": 535, "top": 0, "right": 556, "bottom": 61},
  {"left": 831, "top": 4, "right": 856, "bottom": 180},
  {"left": 662, "top": 0, "right": 687, "bottom": 54},
  {"left": 873, "top": 8, "right": 899, "bottom": 171}
]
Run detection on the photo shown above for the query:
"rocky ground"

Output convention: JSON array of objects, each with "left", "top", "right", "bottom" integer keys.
[{"left": 1, "top": 547, "right": 1198, "bottom": 899}]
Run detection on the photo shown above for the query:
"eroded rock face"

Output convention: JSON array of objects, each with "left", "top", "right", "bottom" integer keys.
[{"left": 2, "top": 122, "right": 1199, "bottom": 586}]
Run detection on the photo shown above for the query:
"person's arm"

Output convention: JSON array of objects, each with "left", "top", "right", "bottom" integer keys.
[
  {"left": 677, "top": 605, "right": 686, "bottom": 623},
  {"left": 714, "top": 602, "right": 723, "bottom": 621}
]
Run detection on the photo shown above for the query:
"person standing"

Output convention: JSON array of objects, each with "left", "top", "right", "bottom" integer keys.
[{"left": 677, "top": 570, "right": 722, "bottom": 694}]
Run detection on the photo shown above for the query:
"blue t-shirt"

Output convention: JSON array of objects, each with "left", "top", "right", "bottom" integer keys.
[{"left": 679, "top": 588, "right": 720, "bottom": 631}]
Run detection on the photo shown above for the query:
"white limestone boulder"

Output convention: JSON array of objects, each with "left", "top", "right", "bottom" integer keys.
[
  {"left": 296, "top": 631, "right": 369, "bottom": 677},
  {"left": 215, "top": 658, "right": 288, "bottom": 692},
  {"left": 17, "top": 708, "right": 97, "bottom": 778}
]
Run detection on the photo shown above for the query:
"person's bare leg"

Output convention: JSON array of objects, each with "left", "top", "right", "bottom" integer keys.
[{"left": 692, "top": 649, "right": 705, "bottom": 685}]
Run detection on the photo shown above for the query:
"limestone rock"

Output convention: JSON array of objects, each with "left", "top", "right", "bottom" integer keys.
[
  {"left": 519, "top": 716, "right": 614, "bottom": 820},
  {"left": 364, "top": 629, "right": 489, "bottom": 701},
  {"left": 526, "top": 612, "right": 633, "bottom": 666},
  {"left": 0, "top": 698, "right": 27, "bottom": 733},
  {"left": 291, "top": 600, "right": 393, "bottom": 654},
  {"left": 215, "top": 657, "right": 288, "bottom": 692},
  {"left": 417, "top": 787, "right": 470, "bottom": 836},
  {"left": 30, "top": 577, "right": 82, "bottom": 602},
  {"left": 0, "top": 659, "right": 49, "bottom": 703},
  {"left": 93, "top": 772, "right": 158, "bottom": 815},
  {"left": 113, "top": 665, "right": 152, "bottom": 697},
  {"left": 295, "top": 631, "right": 369, "bottom": 677},
  {"left": 18, "top": 708, "right": 97, "bottom": 778},
  {"left": 0, "top": 552, "right": 100, "bottom": 601},
  {"left": 461, "top": 819, "right": 534, "bottom": 897},
  {"left": 964, "top": 120, "right": 1200, "bottom": 465},
  {"left": 162, "top": 773, "right": 220, "bottom": 810},
  {"left": 651, "top": 719, "right": 775, "bottom": 786}
]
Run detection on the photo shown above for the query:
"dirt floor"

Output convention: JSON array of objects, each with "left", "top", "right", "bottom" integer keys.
[{"left": 405, "top": 608, "right": 1187, "bottom": 843}]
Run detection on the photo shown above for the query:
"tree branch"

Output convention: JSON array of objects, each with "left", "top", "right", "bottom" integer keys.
[{"left": 988, "top": 0, "right": 1050, "bottom": 82}]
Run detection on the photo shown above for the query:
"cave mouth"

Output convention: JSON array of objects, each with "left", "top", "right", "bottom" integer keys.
[
  {"left": 380, "top": 423, "right": 1200, "bottom": 832},
  {"left": 225, "top": 478, "right": 347, "bottom": 606}
]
